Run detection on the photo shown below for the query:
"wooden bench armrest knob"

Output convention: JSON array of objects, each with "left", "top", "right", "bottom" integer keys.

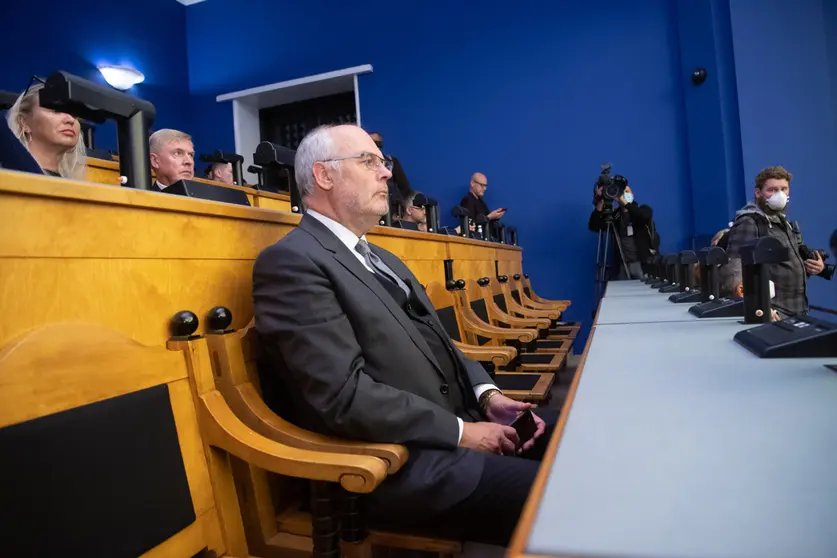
[{"left": 453, "top": 341, "right": 516, "bottom": 366}]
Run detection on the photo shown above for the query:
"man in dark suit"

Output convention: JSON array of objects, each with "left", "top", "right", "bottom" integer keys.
[{"left": 253, "top": 124, "right": 557, "bottom": 547}]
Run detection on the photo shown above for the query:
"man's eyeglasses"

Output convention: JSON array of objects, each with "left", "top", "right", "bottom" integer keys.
[
  {"left": 472, "top": 180, "right": 487, "bottom": 187},
  {"left": 320, "top": 152, "right": 393, "bottom": 172}
]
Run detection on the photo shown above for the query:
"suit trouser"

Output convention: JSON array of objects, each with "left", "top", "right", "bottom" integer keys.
[{"left": 369, "top": 408, "right": 559, "bottom": 547}]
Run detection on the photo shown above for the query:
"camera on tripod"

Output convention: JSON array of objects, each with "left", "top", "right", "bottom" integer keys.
[{"left": 593, "top": 162, "right": 628, "bottom": 208}]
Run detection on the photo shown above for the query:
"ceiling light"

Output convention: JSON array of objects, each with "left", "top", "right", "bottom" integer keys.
[{"left": 98, "top": 65, "right": 145, "bottom": 91}]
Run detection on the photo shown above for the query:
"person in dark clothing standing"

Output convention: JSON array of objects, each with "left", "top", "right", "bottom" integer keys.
[
  {"left": 459, "top": 172, "right": 506, "bottom": 222},
  {"left": 725, "top": 166, "right": 828, "bottom": 317},
  {"left": 369, "top": 132, "right": 412, "bottom": 200},
  {"left": 588, "top": 184, "right": 658, "bottom": 279}
]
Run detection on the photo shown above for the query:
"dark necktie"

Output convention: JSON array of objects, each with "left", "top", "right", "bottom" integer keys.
[{"left": 354, "top": 239, "right": 410, "bottom": 297}]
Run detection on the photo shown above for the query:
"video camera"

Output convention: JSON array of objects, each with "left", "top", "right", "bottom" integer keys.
[{"left": 593, "top": 162, "right": 628, "bottom": 207}]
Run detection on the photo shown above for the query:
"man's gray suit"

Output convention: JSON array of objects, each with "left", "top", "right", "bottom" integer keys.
[{"left": 252, "top": 214, "right": 494, "bottom": 513}]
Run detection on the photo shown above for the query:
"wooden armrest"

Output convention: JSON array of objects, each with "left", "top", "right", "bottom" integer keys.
[
  {"left": 533, "top": 295, "right": 571, "bottom": 307},
  {"left": 231, "top": 383, "right": 408, "bottom": 474},
  {"left": 491, "top": 308, "right": 550, "bottom": 329},
  {"left": 454, "top": 341, "right": 516, "bottom": 366},
  {"left": 171, "top": 337, "right": 387, "bottom": 493},
  {"left": 460, "top": 314, "right": 537, "bottom": 343},
  {"left": 199, "top": 389, "right": 388, "bottom": 494},
  {"left": 505, "top": 300, "right": 560, "bottom": 320},
  {"left": 204, "top": 329, "right": 408, "bottom": 474},
  {"left": 519, "top": 295, "right": 566, "bottom": 311}
]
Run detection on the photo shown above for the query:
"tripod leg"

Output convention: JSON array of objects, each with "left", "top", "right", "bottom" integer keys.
[{"left": 609, "top": 223, "right": 631, "bottom": 279}]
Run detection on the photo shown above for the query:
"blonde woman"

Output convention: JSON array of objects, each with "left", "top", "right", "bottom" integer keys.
[{"left": 6, "top": 78, "right": 86, "bottom": 179}]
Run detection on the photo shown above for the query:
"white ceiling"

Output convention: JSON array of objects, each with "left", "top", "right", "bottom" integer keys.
[{"left": 176, "top": 0, "right": 207, "bottom": 5}]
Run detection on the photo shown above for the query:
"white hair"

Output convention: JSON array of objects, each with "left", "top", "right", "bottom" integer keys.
[
  {"left": 149, "top": 128, "right": 192, "bottom": 154},
  {"left": 294, "top": 125, "right": 340, "bottom": 198},
  {"left": 6, "top": 82, "right": 86, "bottom": 180}
]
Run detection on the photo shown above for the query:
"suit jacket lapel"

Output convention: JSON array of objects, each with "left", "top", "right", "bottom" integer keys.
[{"left": 299, "top": 216, "right": 444, "bottom": 376}]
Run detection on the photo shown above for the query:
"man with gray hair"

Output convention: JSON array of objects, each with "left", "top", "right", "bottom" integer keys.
[
  {"left": 253, "top": 124, "right": 556, "bottom": 546},
  {"left": 149, "top": 128, "right": 195, "bottom": 190}
]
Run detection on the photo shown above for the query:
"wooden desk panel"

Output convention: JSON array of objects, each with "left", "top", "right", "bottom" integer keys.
[
  {"left": 496, "top": 244, "right": 524, "bottom": 277},
  {"left": 84, "top": 158, "right": 291, "bottom": 212},
  {"left": 0, "top": 171, "right": 523, "bottom": 349}
]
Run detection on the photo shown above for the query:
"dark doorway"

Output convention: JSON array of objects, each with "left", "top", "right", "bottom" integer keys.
[{"left": 259, "top": 92, "right": 357, "bottom": 150}]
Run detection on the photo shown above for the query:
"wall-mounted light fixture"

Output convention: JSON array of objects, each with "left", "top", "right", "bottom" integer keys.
[{"left": 97, "top": 65, "right": 145, "bottom": 91}]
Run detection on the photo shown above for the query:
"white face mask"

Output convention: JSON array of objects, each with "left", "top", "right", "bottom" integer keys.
[
  {"left": 765, "top": 190, "right": 788, "bottom": 211},
  {"left": 623, "top": 192, "right": 634, "bottom": 204}
]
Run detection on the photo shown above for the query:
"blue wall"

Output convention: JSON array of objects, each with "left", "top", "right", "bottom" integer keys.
[
  {"left": 0, "top": 0, "right": 190, "bottom": 152},
  {"left": 729, "top": 0, "right": 837, "bottom": 311},
  {"left": 187, "top": 0, "right": 694, "bottom": 336}
]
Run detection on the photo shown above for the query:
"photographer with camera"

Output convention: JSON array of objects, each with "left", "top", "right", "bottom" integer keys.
[
  {"left": 725, "top": 166, "right": 832, "bottom": 317},
  {"left": 588, "top": 171, "right": 658, "bottom": 280}
]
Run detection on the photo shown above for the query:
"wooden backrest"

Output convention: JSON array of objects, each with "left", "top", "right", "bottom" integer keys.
[
  {"left": 0, "top": 323, "right": 225, "bottom": 557},
  {"left": 424, "top": 282, "right": 467, "bottom": 343},
  {"left": 83, "top": 157, "right": 291, "bottom": 211}
]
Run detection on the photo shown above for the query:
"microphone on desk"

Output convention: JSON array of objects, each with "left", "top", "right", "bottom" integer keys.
[
  {"left": 451, "top": 206, "right": 472, "bottom": 238},
  {"left": 247, "top": 165, "right": 263, "bottom": 190}
]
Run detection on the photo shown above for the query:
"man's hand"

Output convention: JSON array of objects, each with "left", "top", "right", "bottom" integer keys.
[
  {"left": 487, "top": 208, "right": 506, "bottom": 220},
  {"left": 771, "top": 309, "right": 782, "bottom": 322},
  {"left": 804, "top": 252, "right": 825, "bottom": 275},
  {"left": 459, "top": 422, "right": 518, "bottom": 455},
  {"left": 483, "top": 394, "right": 546, "bottom": 453}
]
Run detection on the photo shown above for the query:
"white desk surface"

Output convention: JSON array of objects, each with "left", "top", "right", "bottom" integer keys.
[
  {"left": 524, "top": 319, "right": 837, "bottom": 558},
  {"left": 605, "top": 280, "right": 673, "bottom": 297},
  {"left": 596, "top": 290, "right": 738, "bottom": 325}
]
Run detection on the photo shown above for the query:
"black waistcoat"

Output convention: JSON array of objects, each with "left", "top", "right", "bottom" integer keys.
[{"left": 371, "top": 272, "right": 481, "bottom": 422}]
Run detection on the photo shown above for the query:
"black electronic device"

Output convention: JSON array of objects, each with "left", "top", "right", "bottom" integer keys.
[
  {"left": 739, "top": 237, "right": 790, "bottom": 324},
  {"left": 644, "top": 255, "right": 662, "bottom": 283},
  {"left": 162, "top": 179, "right": 250, "bottom": 207},
  {"left": 688, "top": 296, "right": 744, "bottom": 318},
  {"left": 509, "top": 409, "right": 537, "bottom": 450},
  {"left": 253, "top": 141, "right": 301, "bottom": 212},
  {"left": 39, "top": 71, "right": 156, "bottom": 190},
  {"left": 424, "top": 197, "right": 440, "bottom": 234},
  {"left": 669, "top": 250, "right": 702, "bottom": 303},
  {"left": 650, "top": 254, "right": 673, "bottom": 288},
  {"left": 199, "top": 150, "right": 245, "bottom": 186},
  {"left": 696, "top": 246, "right": 728, "bottom": 303},
  {"left": 659, "top": 254, "right": 681, "bottom": 293},
  {"left": 734, "top": 314, "right": 837, "bottom": 358},
  {"left": 508, "top": 226, "right": 519, "bottom": 246},
  {"left": 451, "top": 206, "right": 472, "bottom": 238},
  {"left": 247, "top": 165, "right": 264, "bottom": 189}
]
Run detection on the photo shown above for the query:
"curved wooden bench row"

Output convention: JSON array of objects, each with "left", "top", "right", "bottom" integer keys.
[{"left": 0, "top": 170, "right": 523, "bottom": 350}]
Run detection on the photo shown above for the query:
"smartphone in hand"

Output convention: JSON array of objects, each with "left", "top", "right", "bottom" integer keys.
[{"left": 509, "top": 409, "right": 537, "bottom": 449}]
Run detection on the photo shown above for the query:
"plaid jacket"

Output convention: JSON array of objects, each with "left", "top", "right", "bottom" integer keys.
[{"left": 726, "top": 202, "right": 808, "bottom": 316}]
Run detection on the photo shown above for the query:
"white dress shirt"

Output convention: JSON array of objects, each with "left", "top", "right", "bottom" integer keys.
[{"left": 306, "top": 210, "right": 499, "bottom": 443}]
